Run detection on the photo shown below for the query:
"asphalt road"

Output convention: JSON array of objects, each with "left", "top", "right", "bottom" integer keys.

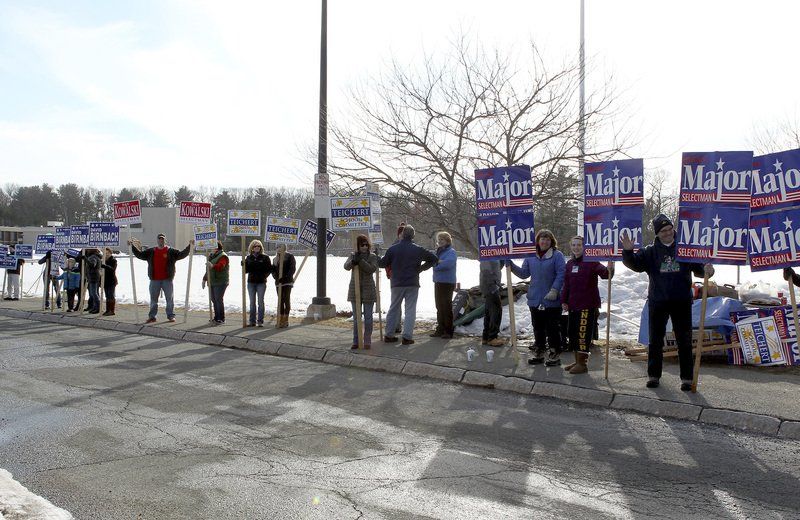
[{"left": 1, "top": 316, "right": 798, "bottom": 519}]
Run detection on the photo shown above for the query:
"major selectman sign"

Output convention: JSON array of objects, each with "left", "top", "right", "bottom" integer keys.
[{"left": 474, "top": 166, "right": 533, "bottom": 214}]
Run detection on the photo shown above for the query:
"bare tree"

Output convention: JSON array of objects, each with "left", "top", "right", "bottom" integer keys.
[
  {"left": 751, "top": 115, "right": 800, "bottom": 155},
  {"left": 641, "top": 168, "right": 678, "bottom": 245},
  {"left": 327, "top": 36, "right": 631, "bottom": 254}
]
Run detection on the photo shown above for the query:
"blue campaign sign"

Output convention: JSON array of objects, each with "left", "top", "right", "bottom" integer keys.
[
  {"left": 15, "top": 245, "right": 33, "bottom": 259},
  {"left": 89, "top": 222, "right": 120, "bottom": 247},
  {"left": 680, "top": 151, "right": 753, "bottom": 207},
  {"left": 676, "top": 205, "right": 750, "bottom": 265},
  {"left": 55, "top": 226, "right": 71, "bottom": 250},
  {"left": 748, "top": 206, "right": 800, "bottom": 272},
  {"left": 0, "top": 245, "right": 8, "bottom": 254},
  {"left": 297, "top": 219, "right": 336, "bottom": 249},
  {"left": 584, "top": 159, "right": 644, "bottom": 209},
  {"left": 67, "top": 248, "right": 81, "bottom": 258},
  {"left": 0, "top": 254, "right": 16, "bottom": 270},
  {"left": 751, "top": 148, "right": 800, "bottom": 212},
  {"left": 70, "top": 225, "right": 90, "bottom": 248},
  {"left": 583, "top": 206, "right": 643, "bottom": 261},
  {"left": 474, "top": 165, "right": 533, "bottom": 216},
  {"left": 35, "top": 235, "right": 54, "bottom": 254},
  {"left": 477, "top": 209, "right": 536, "bottom": 260}
]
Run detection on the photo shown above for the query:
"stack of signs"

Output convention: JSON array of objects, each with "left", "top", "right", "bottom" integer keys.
[
  {"left": 583, "top": 159, "right": 644, "bottom": 260},
  {"left": 227, "top": 210, "right": 261, "bottom": 236},
  {"left": 89, "top": 222, "right": 120, "bottom": 248},
  {"left": 474, "top": 166, "right": 535, "bottom": 259},
  {"left": 113, "top": 200, "right": 142, "bottom": 225},
  {"left": 178, "top": 201, "right": 211, "bottom": 225},
  {"left": 676, "top": 152, "right": 753, "bottom": 265},
  {"left": 297, "top": 220, "right": 336, "bottom": 250},
  {"left": 35, "top": 235, "right": 55, "bottom": 254},
  {"left": 364, "top": 182, "right": 383, "bottom": 245},
  {"left": 194, "top": 224, "right": 218, "bottom": 251},
  {"left": 265, "top": 217, "right": 301, "bottom": 244},
  {"left": 748, "top": 149, "right": 800, "bottom": 271},
  {"left": 330, "top": 198, "right": 371, "bottom": 231},
  {"left": 731, "top": 307, "right": 797, "bottom": 365}
]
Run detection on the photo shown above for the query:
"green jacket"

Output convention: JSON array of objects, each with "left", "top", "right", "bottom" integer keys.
[{"left": 207, "top": 250, "right": 230, "bottom": 286}]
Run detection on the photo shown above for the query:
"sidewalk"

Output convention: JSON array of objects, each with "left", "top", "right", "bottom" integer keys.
[{"left": 2, "top": 298, "right": 799, "bottom": 438}]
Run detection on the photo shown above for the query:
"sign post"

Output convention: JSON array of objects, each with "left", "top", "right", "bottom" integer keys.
[
  {"left": 195, "top": 224, "right": 218, "bottom": 321},
  {"left": 179, "top": 201, "right": 212, "bottom": 323},
  {"left": 114, "top": 200, "right": 142, "bottom": 322},
  {"left": 227, "top": 210, "right": 261, "bottom": 328},
  {"left": 265, "top": 216, "right": 301, "bottom": 326}
]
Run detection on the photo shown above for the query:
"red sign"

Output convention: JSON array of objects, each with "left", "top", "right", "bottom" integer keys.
[
  {"left": 113, "top": 200, "right": 142, "bottom": 225},
  {"left": 178, "top": 201, "right": 212, "bottom": 224}
]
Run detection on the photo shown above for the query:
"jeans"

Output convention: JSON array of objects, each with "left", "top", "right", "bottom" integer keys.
[
  {"left": 87, "top": 282, "right": 100, "bottom": 312},
  {"left": 211, "top": 284, "right": 228, "bottom": 322},
  {"left": 434, "top": 282, "right": 455, "bottom": 335},
  {"left": 276, "top": 285, "right": 292, "bottom": 316},
  {"left": 44, "top": 276, "right": 62, "bottom": 308},
  {"left": 104, "top": 285, "right": 115, "bottom": 301},
  {"left": 148, "top": 279, "right": 175, "bottom": 319},
  {"left": 247, "top": 282, "right": 266, "bottom": 324},
  {"left": 385, "top": 286, "right": 419, "bottom": 340},
  {"left": 66, "top": 289, "right": 78, "bottom": 311},
  {"left": 351, "top": 301, "right": 375, "bottom": 345},
  {"left": 531, "top": 306, "right": 562, "bottom": 355},
  {"left": 482, "top": 290, "right": 502, "bottom": 341},
  {"left": 648, "top": 300, "right": 693, "bottom": 381}
]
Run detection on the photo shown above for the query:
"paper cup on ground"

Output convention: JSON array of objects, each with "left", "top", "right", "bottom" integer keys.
[
  {"left": 466, "top": 348, "right": 476, "bottom": 362},
  {"left": 486, "top": 349, "right": 495, "bottom": 362}
]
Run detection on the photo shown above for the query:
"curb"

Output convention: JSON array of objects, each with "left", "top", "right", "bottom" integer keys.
[{"left": 1, "top": 308, "right": 793, "bottom": 438}]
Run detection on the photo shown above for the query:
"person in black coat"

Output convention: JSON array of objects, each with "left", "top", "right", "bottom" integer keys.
[
  {"left": 244, "top": 239, "right": 272, "bottom": 327},
  {"left": 37, "top": 250, "right": 62, "bottom": 309},
  {"left": 272, "top": 244, "right": 296, "bottom": 328},
  {"left": 102, "top": 247, "right": 118, "bottom": 316},
  {"left": 621, "top": 214, "right": 714, "bottom": 391}
]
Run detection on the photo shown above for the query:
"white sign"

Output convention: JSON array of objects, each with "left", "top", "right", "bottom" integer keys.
[
  {"left": 227, "top": 210, "right": 261, "bottom": 236},
  {"left": 330, "top": 197, "right": 372, "bottom": 231},
  {"left": 265, "top": 216, "right": 301, "bottom": 244},
  {"left": 194, "top": 224, "right": 218, "bottom": 250}
]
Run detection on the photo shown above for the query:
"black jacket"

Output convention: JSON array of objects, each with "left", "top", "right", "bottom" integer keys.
[
  {"left": 622, "top": 239, "right": 704, "bottom": 303},
  {"left": 131, "top": 243, "right": 191, "bottom": 280},
  {"left": 103, "top": 255, "right": 118, "bottom": 288},
  {"left": 272, "top": 252, "right": 296, "bottom": 287},
  {"left": 244, "top": 253, "right": 272, "bottom": 284}
]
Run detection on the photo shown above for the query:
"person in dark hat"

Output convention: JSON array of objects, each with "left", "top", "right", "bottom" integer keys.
[
  {"left": 620, "top": 214, "right": 714, "bottom": 391},
  {"left": 128, "top": 233, "right": 194, "bottom": 323}
]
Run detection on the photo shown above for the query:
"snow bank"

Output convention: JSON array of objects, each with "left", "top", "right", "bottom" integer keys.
[{"left": 0, "top": 469, "right": 72, "bottom": 520}]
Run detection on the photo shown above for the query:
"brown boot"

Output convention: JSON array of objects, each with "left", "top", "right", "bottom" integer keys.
[
  {"left": 102, "top": 299, "right": 115, "bottom": 316},
  {"left": 569, "top": 353, "right": 589, "bottom": 374},
  {"left": 564, "top": 352, "right": 579, "bottom": 371}
]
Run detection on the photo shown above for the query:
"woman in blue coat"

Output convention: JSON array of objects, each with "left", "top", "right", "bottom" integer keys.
[
  {"left": 431, "top": 231, "right": 457, "bottom": 339},
  {"left": 509, "top": 229, "right": 566, "bottom": 366}
]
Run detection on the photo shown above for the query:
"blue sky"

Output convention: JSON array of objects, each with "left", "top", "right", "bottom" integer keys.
[{"left": 1, "top": 0, "right": 798, "bottom": 190}]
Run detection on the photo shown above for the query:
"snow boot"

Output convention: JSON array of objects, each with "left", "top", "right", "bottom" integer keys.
[
  {"left": 102, "top": 299, "right": 116, "bottom": 317},
  {"left": 564, "top": 352, "right": 579, "bottom": 371},
  {"left": 568, "top": 353, "right": 589, "bottom": 374}
]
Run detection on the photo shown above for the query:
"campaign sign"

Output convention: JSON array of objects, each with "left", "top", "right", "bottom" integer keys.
[
  {"left": 35, "top": 235, "right": 54, "bottom": 254},
  {"left": 265, "top": 216, "right": 301, "bottom": 244},
  {"left": 584, "top": 159, "right": 644, "bottom": 208},
  {"left": 734, "top": 316, "right": 787, "bottom": 366},
  {"left": 330, "top": 197, "right": 371, "bottom": 231},
  {"left": 297, "top": 219, "right": 336, "bottom": 250},
  {"left": 478, "top": 209, "right": 536, "bottom": 260},
  {"left": 55, "top": 227, "right": 70, "bottom": 250},
  {"left": 583, "top": 206, "right": 642, "bottom": 261},
  {"left": 66, "top": 248, "right": 81, "bottom": 258},
  {"left": 748, "top": 206, "right": 800, "bottom": 271},
  {"left": 194, "top": 224, "right": 218, "bottom": 250},
  {"left": 364, "top": 182, "right": 382, "bottom": 215},
  {"left": 0, "top": 254, "right": 16, "bottom": 270},
  {"left": 227, "top": 210, "right": 261, "bottom": 236},
  {"left": 751, "top": 148, "right": 800, "bottom": 211},
  {"left": 51, "top": 250, "right": 65, "bottom": 273},
  {"left": 731, "top": 307, "right": 799, "bottom": 365},
  {"left": 680, "top": 151, "right": 753, "bottom": 206},
  {"left": 113, "top": 200, "right": 142, "bottom": 225},
  {"left": 69, "top": 225, "right": 90, "bottom": 248},
  {"left": 178, "top": 201, "right": 212, "bottom": 224},
  {"left": 369, "top": 215, "right": 384, "bottom": 246},
  {"left": 15, "top": 245, "right": 33, "bottom": 259},
  {"left": 474, "top": 165, "right": 533, "bottom": 216},
  {"left": 676, "top": 205, "right": 749, "bottom": 265},
  {"left": 0, "top": 245, "right": 8, "bottom": 254},
  {"left": 89, "top": 222, "right": 120, "bottom": 247}
]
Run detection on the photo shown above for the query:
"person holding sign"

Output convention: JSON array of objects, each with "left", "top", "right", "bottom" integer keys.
[
  {"left": 244, "top": 240, "right": 272, "bottom": 327},
  {"left": 201, "top": 241, "right": 229, "bottom": 324},
  {"left": 272, "top": 244, "right": 296, "bottom": 328},
  {"left": 509, "top": 229, "right": 566, "bottom": 366},
  {"left": 430, "top": 232, "right": 458, "bottom": 339},
  {"left": 37, "top": 251, "right": 62, "bottom": 309},
  {"left": 81, "top": 248, "right": 103, "bottom": 314},
  {"left": 620, "top": 214, "right": 714, "bottom": 391},
  {"left": 561, "top": 236, "right": 613, "bottom": 375},
  {"left": 102, "top": 248, "right": 118, "bottom": 316},
  {"left": 128, "top": 233, "right": 194, "bottom": 324},
  {"left": 55, "top": 258, "right": 81, "bottom": 311},
  {"left": 3, "top": 246, "right": 23, "bottom": 301},
  {"left": 344, "top": 234, "right": 379, "bottom": 349},
  {"left": 480, "top": 259, "right": 505, "bottom": 347}
]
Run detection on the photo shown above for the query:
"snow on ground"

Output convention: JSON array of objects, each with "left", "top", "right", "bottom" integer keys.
[
  {"left": 17, "top": 254, "right": 792, "bottom": 340},
  {"left": 0, "top": 468, "right": 72, "bottom": 520}
]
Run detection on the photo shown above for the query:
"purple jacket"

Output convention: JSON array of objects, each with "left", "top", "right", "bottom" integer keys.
[{"left": 561, "top": 256, "right": 610, "bottom": 310}]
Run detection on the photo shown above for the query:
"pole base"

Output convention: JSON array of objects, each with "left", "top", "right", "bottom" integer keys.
[
  {"left": 311, "top": 296, "right": 331, "bottom": 305},
  {"left": 306, "top": 303, "right": 336, "bottom": 320}
]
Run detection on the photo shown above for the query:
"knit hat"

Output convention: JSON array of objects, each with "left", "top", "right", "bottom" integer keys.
[{"left": 652, "top": 214, "right": 673, "bottom": 234}]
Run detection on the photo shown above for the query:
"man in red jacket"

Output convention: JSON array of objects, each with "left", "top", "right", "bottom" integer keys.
[{"left": 129, "top": 233, "right": 193, "bottom": 323}]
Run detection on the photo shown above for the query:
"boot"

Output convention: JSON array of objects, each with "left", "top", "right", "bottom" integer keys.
[
  {"left": 102, "top": 299, "right": 115, "bottom": 316},
  {"left": 568, "top": 352, "right": 589, "bottom": 374},
  {"left": 544, "top": 348, "right": 561, "bottom": 367},
  {"left": 564, "top": 352, "right": 579, "bottom": 371}
]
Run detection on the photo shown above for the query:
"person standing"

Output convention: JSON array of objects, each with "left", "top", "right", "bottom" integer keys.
[
  {"left": 102, "top": 248, "right": 118, "bottom": 316},
  {"left": 480, "top": 259, "right": 505, "bottom": 347},
  {"left": 621, "top": 214, "right": 714, "bottom": 391},
  {"left": 83, "top": 248, "right": 102, "bottom": 314},
  {"left": 38, "top": 251, "right": 62, "bottom": 309},
  {"left": 244, "top": 239, "right": 271, "bottom": 327},
  {"left": 509, "top": 229, "right": 566, "bottom": 366},
  {"left": 345, "top": 234, "right": 379, "bottom": 349},
  {"left": 201, "top": 241, "right": 229, "bottom": 324},
  {"left": 129, "top": 233, "right": 193, "bottom": 324},
  {"left": 56, "top": 257, "right": 81, "bottom": 312},
  {"left": 4, "top": 246, "right": 23, "bottom": 301},
  {"left": 272, "top": 244, "right": 296, "bottom": 328},
  {"left": 385, "top": 222, "right": 406, "bottom": 333},
  {"left": 378, "top": 225, "right": 438, "bottom": 345},
  {"left": 561, "top": 236, "right": 613, "bottom": 374},
  {"left": 430, "top": 231, "right": 457, "bottom": 339}
]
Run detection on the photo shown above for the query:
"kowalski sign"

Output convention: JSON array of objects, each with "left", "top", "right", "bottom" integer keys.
[
  {"left": 112, "top": 200, "right": 142, "bottom": 225},
  {"left": 178, "top": 201, "right": 212, "bottom": 225}
]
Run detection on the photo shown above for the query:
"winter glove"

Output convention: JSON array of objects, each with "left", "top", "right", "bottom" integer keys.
[
  {"left": 201, "top": 280, "right": 206, "bottom": 289},
  {"left": 703, "top": 264, "right": 714, "bottom": 278},
  {"left": 544, "top": 288, "right": 559, "bottom": 301},
  {"left": 206, "top": 261, "right": 214, "bottom": 268}
]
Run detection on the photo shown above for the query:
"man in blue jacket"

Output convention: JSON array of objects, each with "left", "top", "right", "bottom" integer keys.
[
  {"left": 621, "top": 214, "right": 714, "bottom": 391},
  {"left": 378, "top": 225, "right": 438, "bottom": 345}
]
